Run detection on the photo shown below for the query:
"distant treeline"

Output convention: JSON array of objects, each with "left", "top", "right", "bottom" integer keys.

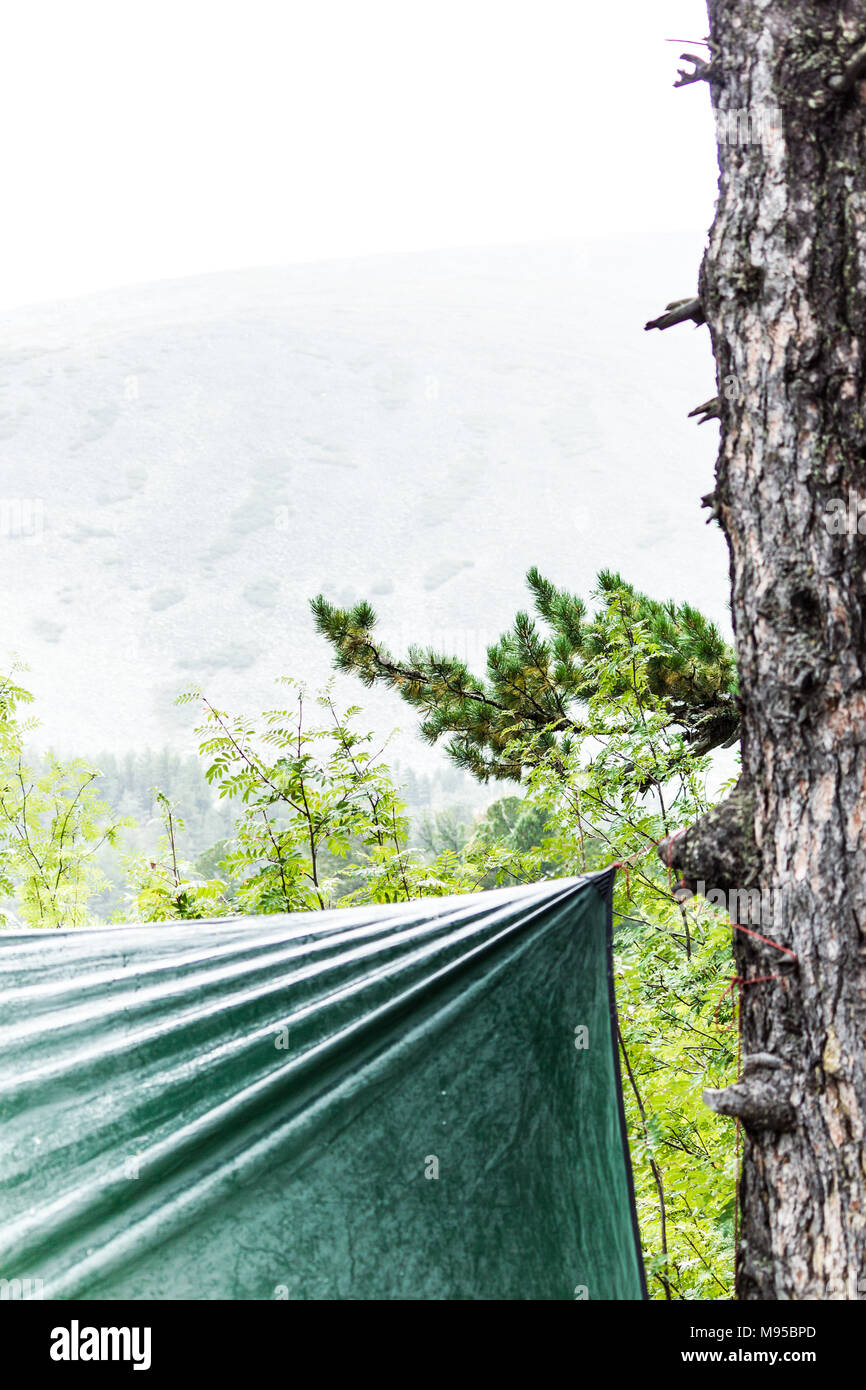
[{"left": 87, "top": 747, "right": 492, "bottom": 865}]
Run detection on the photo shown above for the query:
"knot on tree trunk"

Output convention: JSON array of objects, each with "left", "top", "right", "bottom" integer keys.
[
  {"left": 658, "top": 779, "right": 757, "bottom": 895},
  {"left": 703, "top": 1054, "right": 796, "bottom": 1132}
]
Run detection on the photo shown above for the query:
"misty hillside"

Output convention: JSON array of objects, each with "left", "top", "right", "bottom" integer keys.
[{"left": 0, "top": 238, "right": 728, "bottom": 765}]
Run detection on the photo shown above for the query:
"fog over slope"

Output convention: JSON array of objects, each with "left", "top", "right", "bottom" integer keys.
[{"left": 0, "top": 238, "right": 728, "bottom": 764}]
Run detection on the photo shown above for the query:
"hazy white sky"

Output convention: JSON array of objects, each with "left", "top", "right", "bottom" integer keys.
[{"left": 0, "top": 0, "right": 715, "bottom": 312}]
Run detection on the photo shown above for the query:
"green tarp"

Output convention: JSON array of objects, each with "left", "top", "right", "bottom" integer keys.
[{"left": 0, "top": 870, "right": 646, "bottom": 1300}]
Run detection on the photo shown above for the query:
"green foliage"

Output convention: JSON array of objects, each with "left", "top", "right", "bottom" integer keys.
[
  {"left": 494, "top": 607, "right": 737, "bottom": 1299},
  {"left": 616, "top": 900, "right": 737, "bottom": 1301},
  {"left": 0, "top": 664, "right": 130, "bottom": 928},
  {"left": 93, "top": 748, "right": 236, "bottom": 857},
  {"left": 0, "top": 750, "right": 126, "bottom": 928},
  {"left": 119, "top": 790, "right": 233, "bottom": 922},
  {"left": 0, "top": 663, "right": 35, "bottom": 757},
  {"left": 170, "top": 681, "right": 530, "bottom": 916},
  {"left": 181, "top": 679, "right": 413, "bottom": 912},
  {"left": 311, "top": 568, "right": 739, "bottom": 782},
  {"left": 0, "top": 662, "right": 128, "bottom": 927},
  {"left": 413, "top": 804, "right": 474, "bottom": 858},
  {"left": 314, "top": 573, "right": 740, "bottom": 1299}
]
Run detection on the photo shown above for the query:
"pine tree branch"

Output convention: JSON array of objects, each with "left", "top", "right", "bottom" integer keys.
[
  {"left": 674, "top": 40, "right": 721, "bottom": 88},
  {"left": 645, "top": 297, "right": 705, "bottom": 332},
  {"left": 689, "top": 396, "right": 720, "bottom": 425}
]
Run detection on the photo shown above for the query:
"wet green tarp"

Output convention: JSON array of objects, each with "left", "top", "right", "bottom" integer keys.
[{"left": 0, "top": 870, "right": 646, "bottom": 1300}]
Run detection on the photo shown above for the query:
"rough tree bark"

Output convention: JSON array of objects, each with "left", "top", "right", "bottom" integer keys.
[{"left": 657, "top": 4, "right": 866, "bottom": 1299}]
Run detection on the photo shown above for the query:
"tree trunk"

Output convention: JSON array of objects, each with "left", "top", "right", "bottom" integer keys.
[{"left": 663, "top": 4, "right": 866, "bottom": 1299}]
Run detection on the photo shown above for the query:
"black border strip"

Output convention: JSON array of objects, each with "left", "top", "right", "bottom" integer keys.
[{"left": 594, "top": 864, "right": 649, "bottom": 1300}]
